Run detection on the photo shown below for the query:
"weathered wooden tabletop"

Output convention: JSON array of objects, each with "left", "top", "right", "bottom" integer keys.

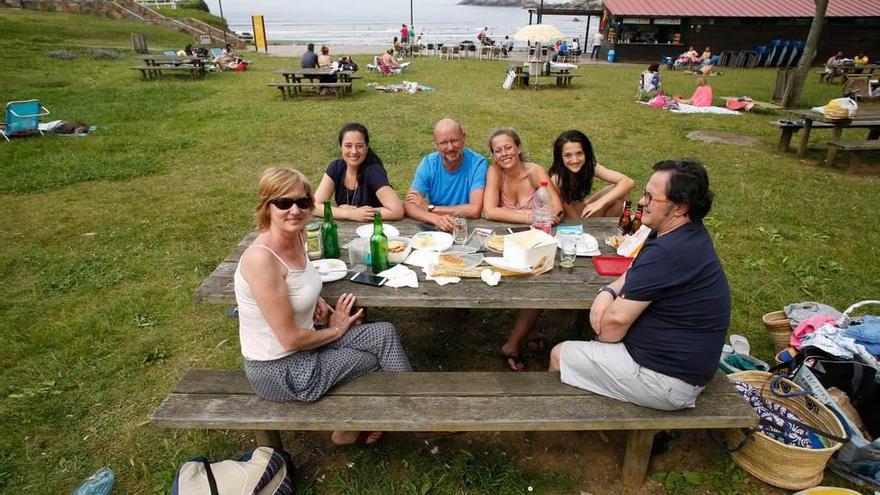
[{"left": 194, "top": 218, "right": 620, "bottom": 309}]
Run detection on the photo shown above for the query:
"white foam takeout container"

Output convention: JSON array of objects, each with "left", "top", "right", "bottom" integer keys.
[{"left": 503, "top": 229, "right": 557, "bottom": 269}]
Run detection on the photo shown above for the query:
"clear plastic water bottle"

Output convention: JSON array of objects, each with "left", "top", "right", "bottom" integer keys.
[{"left": 531, "top": 180, "right": 553, "bottom": 234}]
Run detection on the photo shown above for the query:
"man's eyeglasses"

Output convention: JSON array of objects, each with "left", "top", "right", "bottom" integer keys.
[
  {"left": 435, "top": 137, "right": 463, "bottom": 148},
  {"left": 641, "top": 189, "right": 670, "bottom": 204},
  {"left": 269, "top": 196, "right": 314, "bottom": 210}
]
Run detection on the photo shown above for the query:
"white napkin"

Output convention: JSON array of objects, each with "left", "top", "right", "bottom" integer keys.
[
  {"left": 422, "top": 266, "right": 460, "bottom": 286},
  {"left": 377, "top": 264, "right": 418, "bottom": 288},
  {"left": 481, "top": 269, "right": 501, "bottom": 286},
  {"left": 403, "top": 250, "right": 439, "bottom": 268}
]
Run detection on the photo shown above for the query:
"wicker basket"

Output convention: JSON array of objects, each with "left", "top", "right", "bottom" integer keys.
[
  {"left": 725, "top": 371, "right": 846, "bottom": 490},
  {"left": 762, "top": 310, "right": 792, "bottom": 352}
]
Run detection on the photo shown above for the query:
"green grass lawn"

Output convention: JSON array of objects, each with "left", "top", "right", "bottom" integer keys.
[{"left": 1, "top": 8, "right": 878, "bottom": 494}]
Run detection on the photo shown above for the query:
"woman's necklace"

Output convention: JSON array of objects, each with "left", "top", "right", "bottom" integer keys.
[{"left": 344, "top": 169, "right": 359, "bottom": 205}]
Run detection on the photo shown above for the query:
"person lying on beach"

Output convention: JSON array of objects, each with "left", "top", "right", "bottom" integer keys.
[{"left": 313, "top": 122, "right": 404, "bottom": 221}]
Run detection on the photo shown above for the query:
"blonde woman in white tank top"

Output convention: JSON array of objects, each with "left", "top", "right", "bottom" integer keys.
[{"left": 235, "top": 168, "right": 411, "bottom": 446}]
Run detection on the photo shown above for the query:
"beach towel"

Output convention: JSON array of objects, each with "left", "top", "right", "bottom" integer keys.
[
  {"left": 669, "top": 104, "right": 740, "bottom": 115},
  {"left": 367, "top": 82, "right": 435, "bottom": 93}
]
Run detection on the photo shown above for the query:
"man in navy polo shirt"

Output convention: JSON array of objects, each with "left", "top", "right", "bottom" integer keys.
[
  {"left": 549, "top": 159, "right": 730, "bottom": 410},
  {"left": 404, "top": 118, "right": 488, "bottom": 231}
]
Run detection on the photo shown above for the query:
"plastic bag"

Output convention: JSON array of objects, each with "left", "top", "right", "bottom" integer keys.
[
  {"left": 812, "top": 97, "right": 858, "bottom": 119},
  {"left": 502, "top": 70, "right": 515, "bottom": 90},
  {"left": 72, "top": 467, "right": 114, "bottom": 495}
]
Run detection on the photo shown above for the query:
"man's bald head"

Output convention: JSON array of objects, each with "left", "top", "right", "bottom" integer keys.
[{"left": 432, "top": 118, "right": 467, "bottom": 169}]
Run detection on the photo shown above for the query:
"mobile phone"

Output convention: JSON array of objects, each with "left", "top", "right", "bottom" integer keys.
[
  {"left": 507, "top": 226, "right": 531, "bottom": 234},
  {"left": 350, "top": 271, "right": 388, "bottom": 287},
  {"left": 464, "top": 228, "right": 492, "bottom": 250}
]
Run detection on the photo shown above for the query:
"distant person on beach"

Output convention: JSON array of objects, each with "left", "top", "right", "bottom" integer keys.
[
  {"left": 571, "top": 38, "right": 580, "bottom": 57},
  {"left": 393, "top": 36, "right": 405, "bottom": 57},
  {"left": 404, "top": 118, "right": 488, "bottom": 231},
  {"left": 400, "top": 24, "right": 409, "bottom": 43},
  {"left": 317, "top": 45, "right": 333, "bottom": 68},
  {"left": 675, "top": 77, "right": 713, "bottom": 107},
  {"left": 313, "top": 122, "right": 404, "bottom": 221},
  {"left": 380, "top": 49, "right": 412, "bottom": 73},
  {"left": 591, "top": 31, "right": 604, "bottom": 60},
  {"left": 301, "top": 43, "right": 318, "bottom": 68},
  {"left": 502, "top": 36, "right": 513, "bottom": 57}
]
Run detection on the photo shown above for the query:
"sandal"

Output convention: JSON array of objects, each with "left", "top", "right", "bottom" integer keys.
[{"left": 500, "top": 351, "right": 525, "bottom": 372}]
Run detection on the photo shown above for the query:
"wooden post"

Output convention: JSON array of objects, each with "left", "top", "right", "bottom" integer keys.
[
  {"left": 778, "top": 127, "right": 794, "bottom": 152},
  {"left": 826, "top": 145, "right": 839, "bottom": 167},
  {"left": 253, "top": 430, "right": 283, "bottom": 450},
  {"left": 621, "top": 429, "right": 656, "bottom": 489}
]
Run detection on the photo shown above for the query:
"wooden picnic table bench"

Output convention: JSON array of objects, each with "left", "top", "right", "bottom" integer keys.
[
  {"left": 826, "top": 139, "right": 880, "bottom": 166},
  {"left": 153, "top": 369, "right": 757, "bottom": 488},
  {"left": 781, "top": 109, "right": 880, "bottom": 159},
  {"left": 193, "top": 218, "right": 619, "bottom": 308},
  {"left": 132, "top": 55, "right": 208, "bottom": 80},
  {"left": 267, "top": 82, "right": 352, "bottom": 100}
]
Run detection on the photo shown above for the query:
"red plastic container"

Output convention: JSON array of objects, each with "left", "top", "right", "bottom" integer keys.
[{"left": 592, "top": 256, "right": 634, "bottom": 276}]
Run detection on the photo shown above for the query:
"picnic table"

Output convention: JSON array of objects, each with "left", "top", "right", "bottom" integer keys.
[
  {"left": 268, "top": 68, "right": 359, "bottom": 99},
  {"left": 822, "top": 64, "right": 880, "bottom": 83},
  {"left": 508, "top": 63, "right": 581, "bottom": 89},
  {"left": 194, "top": 218, "right": 619, "bottom": 308},
  {"left": 132, "top": 55, "right": 208, "bottom": 80},
  {"left": 785, "top": 108, "right": 880, "bottom": 159}
]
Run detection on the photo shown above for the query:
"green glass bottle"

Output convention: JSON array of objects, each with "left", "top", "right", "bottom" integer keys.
[
  {"left": 321, "top": 201, "right": 340, "bottom": 259},
  {"left": 369, "top": 211, "right": 389, "bottom": 274}
]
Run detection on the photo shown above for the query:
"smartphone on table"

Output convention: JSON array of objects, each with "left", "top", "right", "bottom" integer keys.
[
  {"left": 507, "top": 226, "right": 531, "bottom": 234},
  {"left": 350, "top": 271, "right": 388, "bottom": 287}
]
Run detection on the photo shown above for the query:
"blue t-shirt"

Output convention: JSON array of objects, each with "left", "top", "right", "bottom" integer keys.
[
  {"left": 410, "top": 148, "right": 488, "bottom": 206},
  {"left": 301, "top": 51, "right": 318, "bottom": 68},
  {"left": 325, "top": 159, "right": 392, "bottom": 208},
  {"left": 621, "top": 222, "right": 731, "bottom": 386}
]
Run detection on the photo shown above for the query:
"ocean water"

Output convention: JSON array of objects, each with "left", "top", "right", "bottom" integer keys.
[{"left": 204, "top": 0, "right": 599, "bottom": 47}]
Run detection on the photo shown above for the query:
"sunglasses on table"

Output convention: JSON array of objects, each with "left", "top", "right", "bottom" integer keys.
[{"left": 269, "top": 196, "right": 314, "bottom": 210}]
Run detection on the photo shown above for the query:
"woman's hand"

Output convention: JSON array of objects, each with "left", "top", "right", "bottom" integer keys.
[
  {"left": 350, "top": 206, "right": 377, "bottom": 222},
  {"left": 313, "top": 297, "right": 334, "bottom": 326},
  {"left": 328, "top": 293, "right": 365, "bottom": 336},
  {"left": 580, "top": 201, "right": 604, "bottom": 218}
]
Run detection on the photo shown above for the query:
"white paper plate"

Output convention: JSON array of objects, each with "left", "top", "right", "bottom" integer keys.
[
  {"left": 484, "top": 256, "right": 531, "bottom": 273},
  {"left": 311, "top": 259, "right": 348, "bottom": 282},
  {"left": 557, "top": 233, "right": 601, "bottom": 256},
  {"left": 355, "top": 223, "right": 400, "bottom": 238},
  {"left": 410, "top": 231, "right": 454, "bottom": 252}
]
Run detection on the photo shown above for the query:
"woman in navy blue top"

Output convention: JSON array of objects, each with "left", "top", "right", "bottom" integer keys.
[{"left": 313, "top": 123, "right": 404, "bottom": 221}]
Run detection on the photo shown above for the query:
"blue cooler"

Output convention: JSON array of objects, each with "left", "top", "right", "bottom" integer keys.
[{"left": 607, "top": 49, "right": 615, "bottom": 63}]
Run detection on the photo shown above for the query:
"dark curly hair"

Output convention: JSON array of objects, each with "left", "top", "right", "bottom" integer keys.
[{"left": 652, "top": 159, "right": 713, "bottom": 221}]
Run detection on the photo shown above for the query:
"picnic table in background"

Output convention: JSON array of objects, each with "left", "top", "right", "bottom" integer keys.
[
  {"left": 131, "top": 55, "right": 208, "bottom": 80},
  {"left": 784, "top": 108, "right": 880, "bottom": 162},
  {"left": 508, "top": 62, "right": 581, "bottom": 89},
  {"left": 194, "top": 218, "right": 619, "bottom": 308},
  {"left": 268, "top": 68, "right": 360, "bottom": 99}
]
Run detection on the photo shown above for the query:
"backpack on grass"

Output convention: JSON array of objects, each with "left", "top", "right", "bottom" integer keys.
[{"left": 172, "top": 446, "right": 294, "bottom": 495}]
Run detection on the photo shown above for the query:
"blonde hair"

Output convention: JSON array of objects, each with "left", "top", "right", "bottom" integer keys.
[
  {"left": 321, "top": 45, "right": 329, "bottom": 55},
  {"left": 255, "top": 167, "right": 313, "bottom": 230},
  {"left": 696, "top": 76, "right": 707, "bottom": 87}
]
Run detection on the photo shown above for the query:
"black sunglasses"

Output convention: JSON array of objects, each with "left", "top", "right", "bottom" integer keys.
[{"left": 269, "top": 196, "right": 314, "bottom": 210}]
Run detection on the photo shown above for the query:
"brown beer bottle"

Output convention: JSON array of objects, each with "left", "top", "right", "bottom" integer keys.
[
  {"left": 617, "top": 200, "right": 633, "bottom": 236},
  {"left": 631, "top": 204, "right": 644, "bottom": 233}
]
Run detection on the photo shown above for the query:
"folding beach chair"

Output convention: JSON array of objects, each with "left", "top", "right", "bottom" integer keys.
[
  {"left": 636, "top": 72, "right": 659, "bottom": 101},
  {"left": 210, "top": 48, "right": 223, "bottom": 59},
  {"left": 2, "top": 99, "right": 50, "bottom": 142}
]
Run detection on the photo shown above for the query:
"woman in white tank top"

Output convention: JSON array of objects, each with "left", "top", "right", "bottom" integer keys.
[{"left": 235, "top": 167, "right": 411, "bottom": 446}]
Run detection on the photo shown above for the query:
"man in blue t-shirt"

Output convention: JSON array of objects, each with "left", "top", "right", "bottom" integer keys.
[
  {"left": 549, "top": 159, "right": 730, "bottom": 411},
  {"left": 404, "top": 118, "right": 488, "bottom": 231},
  {"left": 301, "top": 43, "right": 318, "bottom": 68}
]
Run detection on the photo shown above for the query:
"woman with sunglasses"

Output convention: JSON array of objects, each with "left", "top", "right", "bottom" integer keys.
[
  {"left": 313, "top": 122, "right": 404, "bottom": 222},
  {"left": 235, "top": 167, "right": 412, "bottom": 445},
  {"left": 549, "top": 130, "right": 634, "bottom": 219},
  {"left": 483, "top": 129, "right": 562, "bottom": 372}
]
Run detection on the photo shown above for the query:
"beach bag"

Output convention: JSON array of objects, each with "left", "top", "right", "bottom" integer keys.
[
  {"left": 172, "top": 447, "right": 294, "bottom": 495},
  {"left": 502, "top": 69, "right": 515, "bottom": 90},
  {"left": 648, "top": 92, "right": 667, "bottom": 109},
  {"left": 813, "top": 97, "right": 857, "bottom": 119},
  {"left": 233, "top": 61, "right": 249, "bottom": 72}
]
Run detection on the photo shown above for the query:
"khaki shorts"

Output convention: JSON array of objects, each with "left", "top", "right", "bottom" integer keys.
[{"left": 559, "top": 340, "right": 704, "bottom": 411}]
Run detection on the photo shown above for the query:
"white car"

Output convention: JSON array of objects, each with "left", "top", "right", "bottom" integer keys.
[{"left": 238, "top": 31, "right": 254, "bottom": 42}]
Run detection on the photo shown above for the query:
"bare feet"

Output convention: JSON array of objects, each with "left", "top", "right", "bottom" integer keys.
[{"left": 331, "top": 430, "right": 383, "bottom": 445}]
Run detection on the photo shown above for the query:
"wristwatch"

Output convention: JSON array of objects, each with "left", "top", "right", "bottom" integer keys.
[
  {"left": 598, "top": 286, "right": 618, "bottom": 299},
  {"left": 427, "top": 204, "right": 436, "bottom": 212}
]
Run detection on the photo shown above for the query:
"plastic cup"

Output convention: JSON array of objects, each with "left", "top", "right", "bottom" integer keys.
[
  {"left": 559, "top": 232, "right": 577, "bottom": 268},
  {"left": 452, "top": 214, "right": 467, "bottom": 245}
]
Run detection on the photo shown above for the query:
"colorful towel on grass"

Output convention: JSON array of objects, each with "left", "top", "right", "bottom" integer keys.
[{"left": 367, "top": 82, "right": 435, "bottom": 93}]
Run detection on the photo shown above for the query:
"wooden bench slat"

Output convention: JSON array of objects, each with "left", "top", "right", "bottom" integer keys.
[
  {"left": 173, "top": 369, "right": 738, "bottom": 396},
  {"left": 827, "top": 139, "right": 880, "bottom": 150},
  {"left": 153, "top": 391, "right": 755, "bottom": 432}
]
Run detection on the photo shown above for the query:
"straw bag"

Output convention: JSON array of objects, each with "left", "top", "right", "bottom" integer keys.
[
  {"left": 763, "top": 310, "right": 792, "bottom": 353},
  {"left": 720, "top": 371, "right": 848, "bottom": 490}
]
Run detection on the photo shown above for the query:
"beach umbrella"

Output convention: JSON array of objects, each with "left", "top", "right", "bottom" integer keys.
[{"left": 513, "top": 24, "right": 565, "bottom": 43}]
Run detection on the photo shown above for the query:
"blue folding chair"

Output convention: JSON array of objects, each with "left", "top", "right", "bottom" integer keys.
[
  {"left": 210, "top": 48, "right": 223, "bottom": 58},
  {"left": 2, "top": 99, "right": 50, "bottom": 142}
]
